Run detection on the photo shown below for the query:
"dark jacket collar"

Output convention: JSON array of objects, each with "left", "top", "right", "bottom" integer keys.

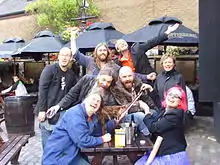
[{"left": 162, "top": 68, "right": 178, "bottom": 77}]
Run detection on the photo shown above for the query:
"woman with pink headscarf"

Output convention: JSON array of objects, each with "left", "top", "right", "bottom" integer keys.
[{"left": 135, "top": 86, "right": 190, "bottom": 165}]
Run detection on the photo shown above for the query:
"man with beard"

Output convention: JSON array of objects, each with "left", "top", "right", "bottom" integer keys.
[
  {"left": 71, "top": 29, "right": 120, "bottom": 75},
  {"left": 46, "top": 66, "right": 150, "bottom": 136},
  {"left": 115, "top": 23, "right": 180, "bottom": 83},
  {"left": 111, "top": 66, "right": 158, "bottom": 136},
  {"left": 36, "top": 47, "right": 77, "bottom": 149},
  {"left": 46, "top": 67, "right": 118, "bottom": 136}
]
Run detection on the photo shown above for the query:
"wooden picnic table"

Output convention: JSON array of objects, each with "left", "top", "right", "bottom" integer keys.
[
  {"left": 0, "top": 134, "right": 30, "bottom": 165},
  {"left": 81, "top": 135, "right": 153, "bottom": 165}
]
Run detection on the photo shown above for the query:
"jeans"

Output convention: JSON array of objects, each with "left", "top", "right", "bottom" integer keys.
[
  {"left": 121, "top": 112, "right": 149, "bottom": 136},
  {"left": 70, "top": 153, "right": 90, "bottom": 165},
  {"left": 39, "top": 122, "right": 53, "bottom": 149},
  {"left": 40, "top": 111, "right": 66, "bottom": 149}
]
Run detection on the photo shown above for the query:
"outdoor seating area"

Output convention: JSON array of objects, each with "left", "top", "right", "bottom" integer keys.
[
  {"left": 1, "top": 0, "right": 220, "bottom": 164},
  {"left": 0, "top": 16, "right": 202, "bottom": 165}
]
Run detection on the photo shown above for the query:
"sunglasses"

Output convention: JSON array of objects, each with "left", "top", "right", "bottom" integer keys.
[{"left": 167, "top": 92, "right": 182, "bottom": 100}]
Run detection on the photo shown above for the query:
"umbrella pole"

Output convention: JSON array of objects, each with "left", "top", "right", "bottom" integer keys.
[
  {"left": 164, "top": 45, "right": 167, "bottom": 53},
  {"left": 48, "top": 53, "right": 50, "bottom": 64},
  {"left": 13, "top": 57, "right": 16, "bottom": 76}
]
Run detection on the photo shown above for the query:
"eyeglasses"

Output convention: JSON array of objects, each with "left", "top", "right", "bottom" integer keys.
[{"left": 167, "top": 93, "right": 182, "bottom": 100}]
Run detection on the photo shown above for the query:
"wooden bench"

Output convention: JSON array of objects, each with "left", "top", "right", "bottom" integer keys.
[
  {"left": 81, "top": 135, "right": 153, "bottom": 165},
  {"left": 0, "top": 134, "right": 30, "bottom": 165},
  {"left": 0, "top": 108, "right": 4, "bottom": 123}
]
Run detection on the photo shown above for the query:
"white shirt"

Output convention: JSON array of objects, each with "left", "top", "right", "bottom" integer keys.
[{"left": 186, "top": 86, "right": 196, "bottom": 115}]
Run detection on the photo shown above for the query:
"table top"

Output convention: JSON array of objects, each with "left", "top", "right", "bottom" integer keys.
[{"left": 81, "top": 135, "right": 153, "bottom": 153}]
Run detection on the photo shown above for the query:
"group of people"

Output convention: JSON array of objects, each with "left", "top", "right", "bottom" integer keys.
[{"left": 34, "top": 23, "right": 193, "bottom": 165}]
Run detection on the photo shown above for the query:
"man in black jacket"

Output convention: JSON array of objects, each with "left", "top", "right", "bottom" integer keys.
[
  {"left": 46, "top": 68, "right": 118, "bottom": 137},
  {"left": 47, "top": 68, "right": 117, "bottom": 113},
  {"left": 37, "top": 47, "right": 77, "bottom": 149},
  {"left": 114, "top": 23, "right": 180, "bottom": 83}
]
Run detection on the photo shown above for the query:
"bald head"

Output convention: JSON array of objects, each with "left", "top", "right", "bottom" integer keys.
[
  {"left": 58, "top": 47, "right": 72, "bottom": 69},
  {"left": 119, "top": 66, "right": 133, "bottom": 77},
  {"left": 119, "top": 66, "right": 134, "bottom": 90},
  {"left": 59, "top": 47, "right": 72, "bottom": 55}
]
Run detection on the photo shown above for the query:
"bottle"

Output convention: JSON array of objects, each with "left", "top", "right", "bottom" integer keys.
[
  {"left": 130, "top": 114, "right": 134, "bottom": 127},
  {"left": 130, "top": 114, "right": 137, "bottom": 141}
]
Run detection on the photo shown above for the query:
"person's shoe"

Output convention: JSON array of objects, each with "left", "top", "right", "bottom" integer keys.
[{"left": 186, "top": 111, "right": 194, "bottom": 120}]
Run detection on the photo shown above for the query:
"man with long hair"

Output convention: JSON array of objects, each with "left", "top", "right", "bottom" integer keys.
[{"left": 71, "top": 29, "right": 120, "bottom": 76}]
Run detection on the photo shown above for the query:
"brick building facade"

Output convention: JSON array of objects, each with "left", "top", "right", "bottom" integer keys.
[
  {"left": 0, "top": 15, "right": 43, "bottom": 42},
  {"left": 0, "top": 0, "right": 198, "bottom": 42}
]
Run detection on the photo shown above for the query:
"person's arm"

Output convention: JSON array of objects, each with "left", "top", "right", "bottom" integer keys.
[
  {"left": 1, "top": 81, "right": 19, "bottom": 95},
  {"left": 1, "top": 86, "right": 13, "bottom": 95},
  {"left": 186, "top": 86, "right": 196, "bottom": 115},
  {"left": 132, "top": 34, "right": 168, "bottom": 55},
  {"left": 135, "top": 72, "right": 148, "bottom": 82},
  {"left": 131, "top": 23, "right": 180, "bottom": 57},
  {"left": 58, "top": 76, "right": 87, "bottom": 109},
  {"left": 65, "top": 113, "right": 104, "bottom": 148},
  {"left": 38, "top": 66, "right": 54, "bottom": 112},
  {"left": 71, "top": 29, "right": 92, "bottom": 67},
  {"left": 143, "top": 110, "right": 182, "bottom": 133},
  {"left": 73, "top": 51, "right": 92, "bottom": 67}
]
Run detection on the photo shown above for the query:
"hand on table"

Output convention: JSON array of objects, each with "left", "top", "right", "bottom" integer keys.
[{"left": 102, "top": 133, "right": 112, "bottom": 143}]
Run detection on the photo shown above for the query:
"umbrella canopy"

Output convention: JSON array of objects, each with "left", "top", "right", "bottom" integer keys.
[
  {"left": 13, "top": 30, "right": 64, "bottom": 57},
  {"left": 123, "top": 16, "right": 198, "bottom": 46},
  {"left": 0, "top": 37, "right": 25, "bottom": 58},
  {"left": 65, "top": 22, "right": 124, "bottom": 50},
  {"left": 86, "top": 22, "right": 116, "bottom": 30}
]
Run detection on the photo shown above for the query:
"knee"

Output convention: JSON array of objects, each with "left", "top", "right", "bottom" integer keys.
[{"left": 133, "top": 112, "right": 145, "bottom": 119}]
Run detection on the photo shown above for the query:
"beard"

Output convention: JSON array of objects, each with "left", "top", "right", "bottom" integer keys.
[
  {"left": 97, "top": 53, "right": 108, "bottom": 62},
  {"left": 123, "top": 80, "right": 133, "bottom": 90}
]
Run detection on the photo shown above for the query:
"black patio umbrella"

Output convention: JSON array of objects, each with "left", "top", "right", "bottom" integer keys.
[
  {"left": 123, "top": 16, "right": 199, "bottom": 46},
  {"left": 13, "top": 30, "right": 64, "bottom": 57},
  {"left": 0, "top": 37, "right": 25, "bottom": 58},
  {"left": 65, "top": 22, "right": 124, "bottom": 50}
]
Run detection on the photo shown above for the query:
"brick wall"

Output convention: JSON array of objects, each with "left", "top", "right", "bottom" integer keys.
[
  {"left": 94, "top": 0, "right": 198, "bottom": 33},
  {"left": 0, "top": 15, "right": 43, "bottom": 42},
  {"left": 0, "top": 0, "right": 198, "bottom": 42}
]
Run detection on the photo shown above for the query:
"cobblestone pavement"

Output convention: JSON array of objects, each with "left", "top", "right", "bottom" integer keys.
[{"left": 2, "top": 116, "right": 220, "bottom": 165}]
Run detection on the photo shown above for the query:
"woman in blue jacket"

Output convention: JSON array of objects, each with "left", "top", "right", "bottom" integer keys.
[{"left": 42, "top": 93, "right": 112, "bottom": 165}]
